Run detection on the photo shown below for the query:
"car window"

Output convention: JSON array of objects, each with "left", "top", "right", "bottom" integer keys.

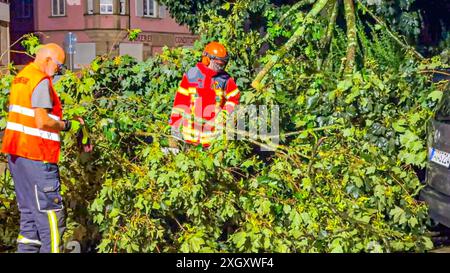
[{"left": 436, "top": 88, "right": 450, "bottom": 121}]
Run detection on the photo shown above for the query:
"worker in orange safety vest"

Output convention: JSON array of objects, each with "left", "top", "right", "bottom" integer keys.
[{"left": 1, "top": 43, "right": 90, "bottom": 253}]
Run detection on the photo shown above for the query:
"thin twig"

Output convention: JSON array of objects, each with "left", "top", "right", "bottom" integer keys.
[
  {"left": 419, "top": 70, "right": 450, "bottom": 77},
  {"left": 356, "top": 0, "right": 424, "bottom": 60},
  {"left": 284, "top": 125, "right": 343, "bottom": 137},
  {"left": 252, "top": 0, "right": 330, "bottom": 91}
]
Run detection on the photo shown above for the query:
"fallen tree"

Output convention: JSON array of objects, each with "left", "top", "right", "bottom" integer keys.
[{"left": 0, "top": 0, "right": 448, "bottom": 252}]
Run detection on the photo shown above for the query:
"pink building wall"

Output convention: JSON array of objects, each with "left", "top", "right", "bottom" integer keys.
[
  {"left": 31, "top": 0, "right": 195, "bottom": 62},
  {"left": 129, "top": 1, "right": 189, "bottom": 34},
  {"left": 34, "top": 0, "right": 91, "bottom": 44},
  {"left": 9, "top": 0, "right": 196, "bottom": 65},
  {"left": 34, "top": 0, "right": 191, "bottom": 38},
  {"left": 35, "top": 1, "right": 86, "bottom": 32}
]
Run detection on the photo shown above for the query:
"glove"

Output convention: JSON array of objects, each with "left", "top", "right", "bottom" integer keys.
[{"left": 161, "top": 147, "right": 180, "bottom": 156}]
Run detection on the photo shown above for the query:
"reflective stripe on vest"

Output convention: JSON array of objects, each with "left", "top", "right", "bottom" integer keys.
[
  {"left": 9, "top": 105, "right": 61, "bottom": 121},
  {"left": 6, "top": 122, "right": 60, "bottom": 142},
  {"left": 17, "top": 235, "right": 42, "bottom": 246}
]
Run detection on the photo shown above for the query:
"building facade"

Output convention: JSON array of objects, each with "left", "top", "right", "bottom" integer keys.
[
  {"left": 10, "top": 0, "right": 197, "bottom": 67},
  {"left": 0, "top": 0, "right": 10, "bottom": 66}
]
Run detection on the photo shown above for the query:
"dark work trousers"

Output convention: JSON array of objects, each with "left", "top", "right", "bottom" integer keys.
[{"left": 8, "top": 155, "right": 66, "bottom": 253}]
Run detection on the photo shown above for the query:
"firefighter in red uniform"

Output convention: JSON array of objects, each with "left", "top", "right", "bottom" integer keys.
[{"left": 169, "top": 42, "right": 240, "bottom": 148}]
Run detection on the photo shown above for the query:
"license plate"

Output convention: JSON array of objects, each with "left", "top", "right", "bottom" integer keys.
[{"left": 430, "top": 148, "right": 450, "bottom": 168}]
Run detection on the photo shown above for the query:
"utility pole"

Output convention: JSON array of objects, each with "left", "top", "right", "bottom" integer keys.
[{"left": 64, "top": 32, "right": 77, "bottom": 70}]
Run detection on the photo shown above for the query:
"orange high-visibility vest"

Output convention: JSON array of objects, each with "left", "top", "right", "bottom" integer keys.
[{"left": 1, "top": 63, "right": 63, "bottom": 163}]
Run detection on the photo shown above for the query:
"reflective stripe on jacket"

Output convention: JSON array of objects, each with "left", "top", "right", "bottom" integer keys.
[{"left": 169, "top": 62, "right": 240, "bottom": 147}]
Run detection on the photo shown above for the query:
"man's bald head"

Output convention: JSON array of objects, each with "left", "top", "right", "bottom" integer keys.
[
  {"left": 35, "top": 43, "right": 65, "bottom": 64},
  {"left": 34, "top": 43, "right": 66, "bottom": 76}
]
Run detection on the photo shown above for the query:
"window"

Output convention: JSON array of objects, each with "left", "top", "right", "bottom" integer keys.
[
  {"left": 143, "top": 0, "right": 157, "bottom": 17},
  {"left": 436, "top": 85, "right": 450, "bottom": 122},
  {"left": 136, "top": 0, "right": 164, "bottom": 18},
  {"left": 135, "top": 0, "right": 166, "bottom": 18},
  {"left": 159, "top": 4, "right": 166, "bottom": 18},
  {"left": 16, "top": 0, "right": 32, "bottom": 18},
  {"left": 52, "top": 0, "right": 66, "bottom": 16},
  {"left": 120, "top": 0, "right": 127, "bottom": 15},
  {"left": 100, "top": 0, "right": 113, "bottom": 14},
  {"left": 87, "top": 0, "right": 94, "bottom": 14}
]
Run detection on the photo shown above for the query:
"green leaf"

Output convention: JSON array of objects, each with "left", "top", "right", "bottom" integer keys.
[
  {"left": 392, "top": 120, "right": 406, "bottom": 133},
  {"left": 127, "top": 29, "right": 142, "bottom": 41},
  {"left": 423, "top": 237, "right": 434, "bottom": 250},
  {"left": 189, "top": 237, "right": 205, "bottom": 252},
  {"left": 223, "top": 2, "right": 231, "bottom": 10},
  {"left": 330, "top": 239, "right": 344, "bottom": 253},
  {"left": 428, "top": 91, "right": 443, "bottom": 102},
  {"left": 232, "top": 232, "right": 247, "bottom": 248},
  {"left": 337, "top": 80, "right": 353, "bottom": 92}
]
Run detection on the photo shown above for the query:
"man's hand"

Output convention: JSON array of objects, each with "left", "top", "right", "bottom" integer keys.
[
  {"left": 73, "top": 116, "right": 85, "bottom": 126},
  {"left": 161, "top": 147, "right": 180, "bottom": 156}
]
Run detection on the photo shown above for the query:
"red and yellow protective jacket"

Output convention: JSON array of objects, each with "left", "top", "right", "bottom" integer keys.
[{"left": 169, "top": 62, "right": 240, "bottom": 147}]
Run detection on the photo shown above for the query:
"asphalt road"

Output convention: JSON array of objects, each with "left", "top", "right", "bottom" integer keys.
[{"left": 431, "top": 246, "right": 450, "bottom": 253}]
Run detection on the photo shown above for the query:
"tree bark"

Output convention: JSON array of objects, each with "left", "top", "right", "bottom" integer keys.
[
  {"left": 252, "top": 0, "right": 330, "bottom": 91},
  {"left": 319, "top": 0, "right": 339, "bottom": 70},
  {"left": 343, "top": 0, "right": 357, "bottom": 77},
  {"left": 322, "top": 0, "right": 339, "bottom": 49}
]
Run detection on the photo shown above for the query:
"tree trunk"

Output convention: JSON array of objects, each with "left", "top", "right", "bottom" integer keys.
[
  {"left": 343, "top": 0, "right": 357, "bottom": 77},
  {"left": 319, "top": 0, "right": 339, "bottom": 70},
  {"left": 322, "top": 0, "right": 339, "bottom": 49}
]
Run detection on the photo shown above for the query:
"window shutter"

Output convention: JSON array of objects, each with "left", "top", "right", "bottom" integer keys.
[
  {"left": 52, "top": 0, "right": 58, "bottom": 16},
  {"left": 159, "top": 3, "right": 166, "bottom": 18},
  {"left": 120, "top": 0, "right": 126, "bottom": 15},
  {"left": 135, "top": 0, "right": 144, "bottom": 17},
  {"left": 60, "top": 0, "right": 65, "bottom": 15},
  {"left": 87, "top": 0, "right": 94, "bottom": 14}
]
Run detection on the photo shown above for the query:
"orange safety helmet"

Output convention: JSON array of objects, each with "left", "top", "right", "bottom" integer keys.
[{"left": 202, "top": 42, "right": 229, "bottom": 66}]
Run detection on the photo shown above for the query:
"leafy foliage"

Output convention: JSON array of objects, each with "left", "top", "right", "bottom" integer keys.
[
  {"left": 159, "top": 0, "right": 226, "bottom": 30},
  {"left": 20, "top": 34, "right": 41, "bottom": 56},
  {"left": 127, "top": 29, "right": 143, "bottom": 42},
  {"left": 0, "top": 0, "right": 448, "bottom": 253},
  {"left": 360, "top": 0, "right": 422, "bottom": 42}
]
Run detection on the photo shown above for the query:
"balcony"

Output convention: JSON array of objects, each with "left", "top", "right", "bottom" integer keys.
[{"left": 84, "top": 14, "right": 130, "bottom": 30}]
